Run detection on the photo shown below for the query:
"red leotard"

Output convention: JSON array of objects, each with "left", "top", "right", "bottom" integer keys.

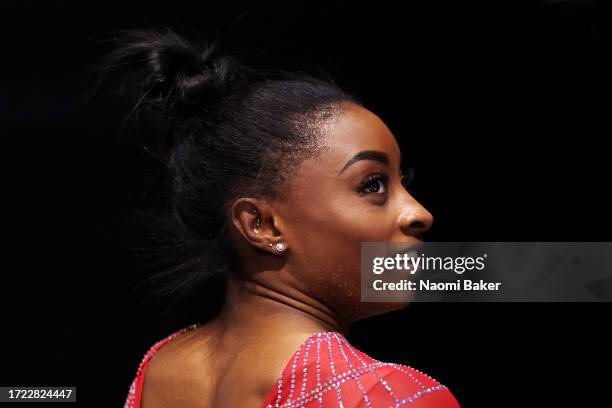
[{"left": 125, "top": 324, "right": 460, "bottom": 407}]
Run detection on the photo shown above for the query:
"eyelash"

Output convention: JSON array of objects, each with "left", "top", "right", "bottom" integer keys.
[
  {"left": 359, "top": 173, "right": 390, "bottom": 195},
  {"left": 358, "top": 172, "right": 412, "bottom": 195}
]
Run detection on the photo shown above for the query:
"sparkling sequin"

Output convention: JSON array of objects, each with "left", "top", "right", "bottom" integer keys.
[{"left": 125, "top": 325, "right": 460, "bottom": 407}]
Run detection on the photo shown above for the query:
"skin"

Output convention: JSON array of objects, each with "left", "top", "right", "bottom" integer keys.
[{"left": 141, "top": 102, "right": 433, "bottom": 407}]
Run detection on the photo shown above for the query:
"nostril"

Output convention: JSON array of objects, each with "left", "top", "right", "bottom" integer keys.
[
  {"left": 410, "top": 220, "right": 427, "bottom": 230},
  {"left": 400, "top": 220, "right": 430, "bottom": 239}
]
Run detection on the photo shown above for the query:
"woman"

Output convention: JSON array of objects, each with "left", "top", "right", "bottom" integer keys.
[{"left": 97, "top": 27, "right": 460, "bottom": 407}]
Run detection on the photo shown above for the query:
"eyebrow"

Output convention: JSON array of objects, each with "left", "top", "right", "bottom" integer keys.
[{"left": 339, "top": 150, "right": 403, "bottom": 174}]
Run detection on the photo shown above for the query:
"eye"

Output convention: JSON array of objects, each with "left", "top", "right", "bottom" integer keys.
[{"left": 359, "top": 173, "right": 389, "bottom": 194}]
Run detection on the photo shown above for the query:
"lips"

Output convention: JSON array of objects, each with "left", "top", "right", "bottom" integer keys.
[
  {"left": 394, "top": 248, "right": 417, "bottom": 259},
  {"left": 388, "top": 240, "right": 424, "bottom": 258},
  {"left": 389, "top": 243, "right": 424, "bottom": 275}
]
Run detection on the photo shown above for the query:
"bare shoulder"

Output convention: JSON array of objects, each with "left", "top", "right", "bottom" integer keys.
[
  {"left": 140, "top": 327, "right": 319, "bottom": 408},
  {"left": 140, "top": 326, "right": 221, "bottom": 408},
  {"left": 214, "top": 330, "right": 319, "bottom": 405}
]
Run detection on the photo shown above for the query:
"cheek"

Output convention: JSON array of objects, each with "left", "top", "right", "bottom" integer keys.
[
  {"left": 300, "top": 195, "right": 393, "bottom": 243},
  {"left": 289, "top": 197, "right": 394, "bottom": 300}
]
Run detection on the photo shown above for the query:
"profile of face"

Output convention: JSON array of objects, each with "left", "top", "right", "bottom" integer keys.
[{"left": 232, "top": 103, "right": 433, "bottom": 327}]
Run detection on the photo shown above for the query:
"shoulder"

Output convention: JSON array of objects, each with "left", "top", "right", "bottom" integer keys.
[
  {"left": 124, "top": 324, "right": 200, "bottom": 408},
  {"left": 263, "top": 332, "right": 460, "bottom": 407},
  {"left": 354, "top": 363, "right": 461, "bottom": 407}
]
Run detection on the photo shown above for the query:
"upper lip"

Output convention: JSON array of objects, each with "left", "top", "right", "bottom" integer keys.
[{"left": 388, "top": 240, "right": 424, "bottom": 257}]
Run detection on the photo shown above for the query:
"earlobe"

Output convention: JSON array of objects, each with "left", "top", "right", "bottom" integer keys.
[
  {"left": 273, "top": 242, "right": 286, "bottom": 252},
  {"left": 231, "top": 198, "right": 287, "bottom": 254},
  {"left": 267, "top": 242, "right": 287, "bottom": 252}
]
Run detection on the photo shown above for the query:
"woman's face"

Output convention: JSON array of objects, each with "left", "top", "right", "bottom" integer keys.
[{"left": 277, "top": 103, "right": 434, "bottom": 323}]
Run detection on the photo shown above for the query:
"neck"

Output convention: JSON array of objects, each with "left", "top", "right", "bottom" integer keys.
[{"left": 214, "top": 276, "right": 350, "bottom": 337}]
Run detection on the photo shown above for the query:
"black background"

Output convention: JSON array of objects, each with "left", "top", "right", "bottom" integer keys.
[{"left": 1, "top": 0, "right": 610, "bottom": 406}]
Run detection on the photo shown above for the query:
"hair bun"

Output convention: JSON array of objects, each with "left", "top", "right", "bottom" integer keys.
[
  {"left": 98, "top": 26, "right": 246, "bottom": 117},
  {"left": 173, "top": 51, "right": 236, "bottom": 107}
]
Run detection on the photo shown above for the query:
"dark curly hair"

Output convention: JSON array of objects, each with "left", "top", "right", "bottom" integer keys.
[{"left": 90, "top": 25, "right": 363, "bottom": 319}]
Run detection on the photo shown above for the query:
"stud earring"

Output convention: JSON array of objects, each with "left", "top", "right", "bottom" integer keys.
[{"left": 275, "top": 242, "right": 286, "bottom": 252}]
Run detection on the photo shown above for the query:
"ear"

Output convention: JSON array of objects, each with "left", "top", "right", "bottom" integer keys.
[{"left": 230, "top": 198, "right": 285, "bottom": 254}]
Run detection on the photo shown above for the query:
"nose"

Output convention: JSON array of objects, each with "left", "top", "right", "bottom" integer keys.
[{"left": 397, "top": 194, "right": 434, "bottom": 239}]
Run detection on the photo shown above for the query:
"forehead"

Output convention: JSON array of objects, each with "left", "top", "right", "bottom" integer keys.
[
  {"left": 319, "top": 104, "right": 401, "bottom": 170},
  {"left": 282, "top": 104, "right": 401, "bottom": 205}
]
